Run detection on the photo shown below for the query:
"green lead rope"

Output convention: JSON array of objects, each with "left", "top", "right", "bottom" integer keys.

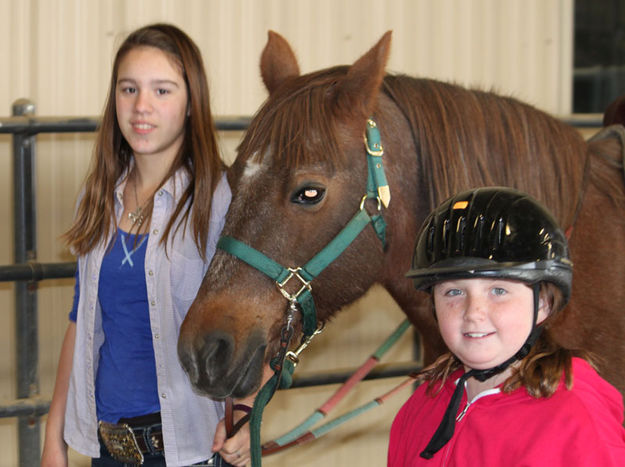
[{"left": 250, "top": 357, "right": 296, "bottom": 467}]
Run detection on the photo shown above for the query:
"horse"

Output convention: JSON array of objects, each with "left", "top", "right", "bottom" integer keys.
[{"left": 178, "top": 31, "right": 625, "bottom": 403}]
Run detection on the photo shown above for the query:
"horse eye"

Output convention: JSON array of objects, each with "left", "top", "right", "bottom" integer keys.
[{"left": 291, "top": 186, "right": 326, "bottom": 205}]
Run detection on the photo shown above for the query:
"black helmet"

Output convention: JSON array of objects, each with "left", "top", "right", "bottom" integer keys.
[{"left": 407, "top": 187, "right": 573, "bottom": 303}]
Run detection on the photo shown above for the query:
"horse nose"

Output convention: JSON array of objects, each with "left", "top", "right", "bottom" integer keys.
[{"left": 178, "top": 330, "right": 234, "bottom": 388}]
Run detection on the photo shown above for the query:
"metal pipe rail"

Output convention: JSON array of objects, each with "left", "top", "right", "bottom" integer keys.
[
  {"left": 0, "top": 114, "right": 252, "bottom": 134},
  {"left": 0, "top": 113, "right": 601, "bottom": 134},
  {"left": 0, "top": 262, "right": 75, "bottom": 282},
  {"left": 0, "top": 361, "right": 420, "bottom": 418}
]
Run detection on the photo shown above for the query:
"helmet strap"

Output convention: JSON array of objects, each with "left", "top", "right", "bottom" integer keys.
[{"left": 420, "top": 283, "right": 543, "bottom": 459}]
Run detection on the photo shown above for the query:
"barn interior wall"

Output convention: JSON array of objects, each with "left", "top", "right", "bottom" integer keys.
[{"left": 0, "top": 1, "right": 575, "bottom": 465}]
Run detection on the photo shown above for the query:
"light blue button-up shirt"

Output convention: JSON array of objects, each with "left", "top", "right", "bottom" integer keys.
[{"left": 64, "top": 168, "right": 231, "bottom": 466}]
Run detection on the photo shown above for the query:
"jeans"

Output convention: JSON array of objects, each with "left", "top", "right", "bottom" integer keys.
[{"left": 92, "top": 439, "right": 166, "bottom": 466}]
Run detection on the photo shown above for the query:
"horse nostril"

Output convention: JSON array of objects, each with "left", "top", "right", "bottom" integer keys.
[{"left": 200, "top": 332, "right": 234, "bottom": 382}]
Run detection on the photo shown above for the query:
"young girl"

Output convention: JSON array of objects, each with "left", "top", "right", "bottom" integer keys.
[
  {"left": 41, "top": 24, "right": 250, "bottom": 466},
  {"left": 388, "top": 187, "right": 625, "bottom": 466}
]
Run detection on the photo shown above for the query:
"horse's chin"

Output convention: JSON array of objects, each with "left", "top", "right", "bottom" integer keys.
[{"left": 211, "top": 343, "right": 267, "bottom": 399}]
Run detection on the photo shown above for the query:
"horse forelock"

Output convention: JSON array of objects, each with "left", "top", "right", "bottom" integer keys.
[
  {"left": 382, "top": 75, "right": 588, "bottom": 229},
  {"left": 238, "top": 66, "right": 359, "bottom": 172}
]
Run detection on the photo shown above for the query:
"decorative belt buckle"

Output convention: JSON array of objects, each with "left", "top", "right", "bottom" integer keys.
[{"left": 98, "top": 420, "right": 144, "bottom": 464}]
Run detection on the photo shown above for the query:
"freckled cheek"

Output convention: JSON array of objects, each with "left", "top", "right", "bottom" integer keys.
[
  {"left": 435, "top": 301, "right": 463, "bottom": 318},
  {"left": 434, "top": 308, "right": 461, "bottom": 335},
  {"left": 437, "top": 320, "right": 461, "bottom": 350}
]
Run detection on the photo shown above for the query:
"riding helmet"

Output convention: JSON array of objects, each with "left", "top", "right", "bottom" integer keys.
[{"left": 406, "top": 186, "right": 573, "bottom": 302}]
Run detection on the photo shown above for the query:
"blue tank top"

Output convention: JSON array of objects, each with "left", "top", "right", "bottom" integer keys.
[{"left": 94, "top": 229, "right": 160, "bottom": 422}]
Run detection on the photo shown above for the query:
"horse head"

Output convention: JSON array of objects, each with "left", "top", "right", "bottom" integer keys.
[{"left": 177, "top": 31, "right": 406, "bottom": 399}]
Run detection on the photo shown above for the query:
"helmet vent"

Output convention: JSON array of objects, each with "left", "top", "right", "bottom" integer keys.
[
  {"left": 456, "top": 216, "right": 466, "bottom": 253},
  {"left": 426, "top": 224, "right": 436, "bottom": 261},
  {"left": 442, "top": 218, "right": 451, "bottom": 254},
  {"left": 495, "top": 216, "right": 506, "bottom": 250},
  {"left": 472, "top": 215, "right": 485, "bottom": 254}
]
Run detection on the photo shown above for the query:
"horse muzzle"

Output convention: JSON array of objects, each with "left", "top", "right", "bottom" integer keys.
[{"left": 177, "top": 327, "right": 267, "bottom": 399}]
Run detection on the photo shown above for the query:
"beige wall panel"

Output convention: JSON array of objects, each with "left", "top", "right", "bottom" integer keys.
[
  {"left": 0, "top": 0, "right": 575, "bottom": 465},
  {"left": 1, "top": 0, "right": 574, "bottom": 116}
]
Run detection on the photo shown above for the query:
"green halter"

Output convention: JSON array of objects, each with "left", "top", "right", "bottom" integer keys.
[
  {"left": 216, "top": 118, "right": 390, "bottom": 466},
  {"left": 217, "top": 118, "right": 390, "bottom": 338}
]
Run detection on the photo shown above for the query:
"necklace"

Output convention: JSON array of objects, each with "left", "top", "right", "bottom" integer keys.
[{"left": 128, "top": 174, "right": 149, "bottom": 227}]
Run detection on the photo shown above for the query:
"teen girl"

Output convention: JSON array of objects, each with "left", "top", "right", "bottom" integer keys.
[{"left": 42, "top": 24, "right": 250, "bottom": 466}]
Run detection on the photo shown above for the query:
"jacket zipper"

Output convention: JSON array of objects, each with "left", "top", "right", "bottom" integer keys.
[{"left": 456, "top": 401, "right": 471, "bottom": 422}]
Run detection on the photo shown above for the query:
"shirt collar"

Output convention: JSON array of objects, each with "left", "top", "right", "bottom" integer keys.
[{"left": 114, "top": 163, "right": 191, "bottom": 205}]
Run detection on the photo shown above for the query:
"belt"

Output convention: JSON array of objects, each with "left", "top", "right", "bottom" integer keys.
[{"left": 98, "top": 412, "right": 164, "bottom": 465}]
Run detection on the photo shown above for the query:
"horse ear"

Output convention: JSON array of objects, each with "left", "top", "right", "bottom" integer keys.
[
  {"left": 260, "top": 31, "right": 301, "bottom": 94},
  {"left": 334, "top": 31, "right": 392, "bottom": 118}
]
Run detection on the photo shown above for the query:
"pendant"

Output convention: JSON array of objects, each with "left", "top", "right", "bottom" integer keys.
[{"left": 128, "top": 206, "right": 144, "bottom": 225}]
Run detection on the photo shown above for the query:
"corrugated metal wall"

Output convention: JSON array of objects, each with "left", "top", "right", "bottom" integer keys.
[
  {"left": 1, "top": 0, "right": 574, "bottom": 117},
  {"left": 0, "top": 1, "right": 574, "bottom": 465}
]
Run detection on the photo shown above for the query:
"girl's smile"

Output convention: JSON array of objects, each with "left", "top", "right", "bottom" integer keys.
[
  {"left": 130, "top": 120, "right": 156, "bottom": 134},
  {"left": 463, "top": 331, "right": 495, "bottom": 339}
]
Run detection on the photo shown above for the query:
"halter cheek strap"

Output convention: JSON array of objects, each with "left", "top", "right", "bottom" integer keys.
[{"left": 420, "top": 284, "right": 543, "bottom": 459}]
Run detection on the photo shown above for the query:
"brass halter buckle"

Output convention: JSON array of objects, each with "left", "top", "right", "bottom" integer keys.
[
  {"left": 276, "top": 267, "right": 312, "bottom": 302},
  {"left": 286, "top": 323, "right": 325, "bottom": 367},
  {"left": 98, "top": 421, "right": 144, "bottom": 464}
]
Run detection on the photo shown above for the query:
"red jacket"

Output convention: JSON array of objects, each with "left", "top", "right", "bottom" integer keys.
[{"left": 388, "top": 358, "right": 625, "bottom": 466}]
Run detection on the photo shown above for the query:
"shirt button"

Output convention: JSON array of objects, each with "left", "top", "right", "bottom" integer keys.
[
  {"left": 158, "top": 190, "right": 164, "bottom": 196},
  {"left": 161, "top": 393, "right": 167, "bottom": 399},
  {"left": 154, "top": 333, "right": 160, "bottom": 339},
  {"left": 153, "top": 229, "right": 159, "bottom": 235},
  {"left": 148, "top": 270, "right": 154, "bottom": 276},
  {"left": 151, "top": 300, "right": 156, "bottom": 306}
]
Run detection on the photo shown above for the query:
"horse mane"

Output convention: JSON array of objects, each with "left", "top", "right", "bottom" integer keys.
[
  {"left": 239, "top": 65, "right": 616, "bottom": 230},
  {"left": 381, "top": 75, "right": 589, "bottom": 228},
  {"left": 238, "top": 66, "right": 353, "bottom": 171}
]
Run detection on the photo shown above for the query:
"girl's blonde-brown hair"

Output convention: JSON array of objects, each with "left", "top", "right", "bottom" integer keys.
[
  {"left": 64, "top": 23, "right": 223, "bottom": 259},
  {"left": 418, "top": 282, "right": 596, "bottom": 398}
]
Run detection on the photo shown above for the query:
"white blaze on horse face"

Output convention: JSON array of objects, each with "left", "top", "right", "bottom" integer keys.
[
  {"left": 241, "top": 149, "right": 273, "bottom": 185},
  {"left": 243, "top": 158, "right": 262, "bottom": 179},
  {"left": 236, "top": 150, "right": 273, "bottom": 206}
]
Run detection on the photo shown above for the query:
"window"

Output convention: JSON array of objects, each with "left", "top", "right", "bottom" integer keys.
[{"left": 574, "top": 0, "right": 625, "bottom": 113}]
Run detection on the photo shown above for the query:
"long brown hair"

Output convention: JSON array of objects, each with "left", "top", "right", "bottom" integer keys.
[
  {"left": 418, "top": 282, "right": 596, "bottom": 398},
  {"left": 64, "top": 23, "right": 223, "bottom": 259}
]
